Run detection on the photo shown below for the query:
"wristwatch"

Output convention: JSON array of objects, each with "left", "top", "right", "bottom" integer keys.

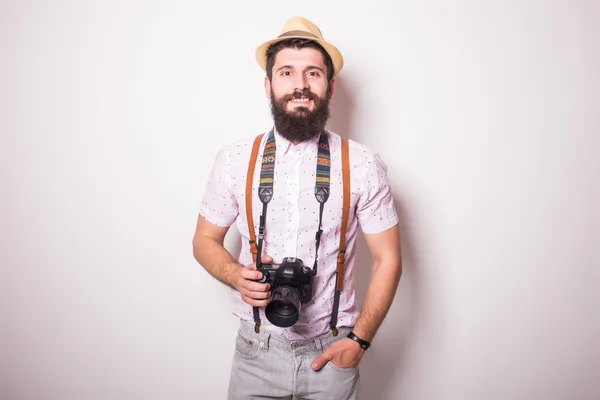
[{"left": 347, "top": 331, "right": 371, "bottom": 350}]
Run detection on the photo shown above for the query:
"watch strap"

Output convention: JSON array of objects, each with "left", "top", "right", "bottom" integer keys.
[{"left": 347, "top": 331, "right": 371, "bottom": 350}]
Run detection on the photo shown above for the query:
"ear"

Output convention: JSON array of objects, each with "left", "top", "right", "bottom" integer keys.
[
  {"left": 328, "top": 78, "right": 336, "bottom": 98},
  {"left": 264, "top": 76, "right": 272, "bottom": 99}
]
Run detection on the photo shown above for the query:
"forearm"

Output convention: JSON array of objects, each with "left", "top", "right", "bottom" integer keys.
[
  {"left": 193, "top": 236, "right": 242, "bottom": 288},
  {"left": 352, "top": 259, "right": 402, "bottom": 342}
]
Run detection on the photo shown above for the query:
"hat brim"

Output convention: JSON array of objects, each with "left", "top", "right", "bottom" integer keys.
[{"left": 255, "top": 36, "right": 343, "bottom": 79}]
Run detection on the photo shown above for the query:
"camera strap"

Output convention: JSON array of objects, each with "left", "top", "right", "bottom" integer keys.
[{"left": 245, "top": 130, "right": 350, "bottom": 335}]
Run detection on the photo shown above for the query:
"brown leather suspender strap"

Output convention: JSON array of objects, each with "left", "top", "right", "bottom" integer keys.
[
  {"left": 336, "top": 138, "right": 351, "bottom": 291},
  {"left": 244, "top": 133, "right": 351, "bottom": 334},
  {"left": 245, "top": 133, "right": 263, "bottom": 264},
  {"left": 328, "top": 137, "right": 350, "bottom": 335}
]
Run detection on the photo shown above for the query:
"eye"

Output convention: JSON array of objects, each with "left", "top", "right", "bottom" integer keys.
[
  {"left": 307, "top": 71, "right": 320, "bottom": 77},
  {"left": 281, "top": 70, "right": 291, "bottom": 76}
]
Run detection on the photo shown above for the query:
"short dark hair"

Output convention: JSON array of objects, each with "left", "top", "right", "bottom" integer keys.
[{"left": 265, "top": 38, "right": 334, "bottom": 82}]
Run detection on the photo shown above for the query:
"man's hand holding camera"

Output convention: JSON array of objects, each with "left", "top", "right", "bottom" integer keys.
[
  {"left": 234, "top": 254, "right": 367, "bottom": 371},
  {"left": 234, "top": 255, "right": 273, "bottom": 307}
]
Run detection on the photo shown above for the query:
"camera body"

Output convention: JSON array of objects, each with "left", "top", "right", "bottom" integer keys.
[
  {"left": 259, "top": 257, "right": 314, "bottom": 304},
  {"left": 257, "top": 257, "right": 315, "bottom": 327}
]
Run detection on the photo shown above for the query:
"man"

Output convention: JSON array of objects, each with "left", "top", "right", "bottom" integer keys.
[{"left": 193, "top": 16, "right": 401, "bottom": 399}]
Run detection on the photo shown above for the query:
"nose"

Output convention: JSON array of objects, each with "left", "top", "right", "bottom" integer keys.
[{"left": 293, "top": 73, "right": 309, "bottom": 91}]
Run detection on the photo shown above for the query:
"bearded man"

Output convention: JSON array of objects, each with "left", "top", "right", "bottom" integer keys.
[{"left": 193, "top": 16, "right": 402, "bottom": 400}]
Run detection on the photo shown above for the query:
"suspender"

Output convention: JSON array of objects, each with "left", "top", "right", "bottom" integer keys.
[
  {"left": 246, "top": 135, "right": 263, "bottom": 264},
  {"left": 330, "top": 137, "right": 350, "bottom": 336},
  {"left": 245, "top": 131, "right": 351, "bottom": 335}
]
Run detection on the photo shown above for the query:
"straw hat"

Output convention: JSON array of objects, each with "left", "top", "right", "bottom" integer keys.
[{"left": 255, "top": 16, "right": 344, "bottom": 78}]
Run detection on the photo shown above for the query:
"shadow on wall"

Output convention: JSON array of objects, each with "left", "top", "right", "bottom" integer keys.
[{"left": 329, "top": 76, "right": 423, "bottom": 400}]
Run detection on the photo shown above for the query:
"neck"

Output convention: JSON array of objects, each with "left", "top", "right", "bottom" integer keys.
[{"left": 274, "top": 126, "right": 324, "bottom": 145}]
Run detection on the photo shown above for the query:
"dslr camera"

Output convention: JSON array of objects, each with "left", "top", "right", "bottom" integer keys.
[{"left": 256, "top": 257, "right": 315, "bottom": 328}]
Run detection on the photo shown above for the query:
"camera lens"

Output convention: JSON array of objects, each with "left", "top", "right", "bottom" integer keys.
[{"left": 265, "top": 286, "right": 301, "bottom": 327}]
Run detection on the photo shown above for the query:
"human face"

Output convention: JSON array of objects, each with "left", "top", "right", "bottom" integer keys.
[{"left": 265, "top": 47, "right": 335, "bottom": 115}]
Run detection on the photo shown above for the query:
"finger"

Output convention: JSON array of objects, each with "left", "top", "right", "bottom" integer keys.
[
  {"left": 239, "top": 277, "right": 270, "bottom": 292},
  {"left": 311, "top": 351, "right": 332, "bottom": 371},
  {"left": 242, "top": 281, "right": 269, "bottom": 297},
  {"left": 238, "top": 279, "right": 270, "bottom": 297},
  {"left": 261, "top": 255, "right": 273, "bottom": 264},
  {"left": 243, "top": 288, "right": 271, "bottom": 300},
  {"left": 241, "top": 268, "right": 264, "bottom": 281},
  {"left": 245, "top": 263, "right": 257, "bottom": 271},
  {"left": 241, "top": 295, "right": 269, "bottom": 307}
]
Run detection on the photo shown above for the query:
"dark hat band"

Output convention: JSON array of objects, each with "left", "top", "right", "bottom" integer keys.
[{"left": 278, "top": 30, "right": 319, "bottom": 39}]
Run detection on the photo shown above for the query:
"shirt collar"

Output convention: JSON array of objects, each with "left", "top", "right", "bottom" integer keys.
[{"left": 272, "top": 127, "right": 322, "bottom": 155}]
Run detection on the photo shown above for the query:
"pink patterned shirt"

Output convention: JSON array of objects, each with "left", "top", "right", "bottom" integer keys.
[{"left": 199, "top": 129, "right": 398, "bottom": 340}]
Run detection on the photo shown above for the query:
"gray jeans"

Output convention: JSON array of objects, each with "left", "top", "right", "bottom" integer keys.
[{"left": 228, "top": 319, "right": 360, "bottom": 399}]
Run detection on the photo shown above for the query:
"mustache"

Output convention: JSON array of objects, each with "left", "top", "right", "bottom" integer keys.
[{"left": 281, "top": 89, "right": 316, "bottom": 102}]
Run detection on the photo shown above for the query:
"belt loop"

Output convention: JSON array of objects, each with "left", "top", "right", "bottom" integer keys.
[
  {"left": 260, "top": 331, "right": 271, "bottom": 351},
  {"left": 314, "top": 336, "right": 323, "bottom": 353}
]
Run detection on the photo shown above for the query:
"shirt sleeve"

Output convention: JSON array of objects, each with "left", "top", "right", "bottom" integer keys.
[
  {"left": 198, "top": 146, "right": 239, "bottom": 227},
  {"left": 355, "top": 152, "right": 399, "bottom": 234}
]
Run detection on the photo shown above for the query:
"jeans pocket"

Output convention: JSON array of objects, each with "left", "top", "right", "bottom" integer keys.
[
  {"left": 325, "top": 360, "right": 358, "bottom": 373},
  {"left": 234, "top": 331, "right": 263, "bottom": 360}
]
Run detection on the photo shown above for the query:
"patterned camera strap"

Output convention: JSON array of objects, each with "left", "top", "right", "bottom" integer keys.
[{"left": 246, "top": 130, "right": 349, "bottom": 335}]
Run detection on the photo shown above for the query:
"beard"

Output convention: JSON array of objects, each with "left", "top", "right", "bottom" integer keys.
[{"left": 270, "top": 88, "right": 330, "bottom": 143}]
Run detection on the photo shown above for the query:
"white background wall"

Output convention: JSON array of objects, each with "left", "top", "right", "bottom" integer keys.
[{"left": 2, "top": 1, "right": 599, "bottom": 399}]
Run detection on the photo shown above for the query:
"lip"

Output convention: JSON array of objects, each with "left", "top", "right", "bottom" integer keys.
[{"left": 288, "top": 98, "right": 312, "bottom": 105}]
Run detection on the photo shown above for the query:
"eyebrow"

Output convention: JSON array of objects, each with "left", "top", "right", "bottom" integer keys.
[{"left": 276, "top": 65, "right": 325, "bottom": 74}]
